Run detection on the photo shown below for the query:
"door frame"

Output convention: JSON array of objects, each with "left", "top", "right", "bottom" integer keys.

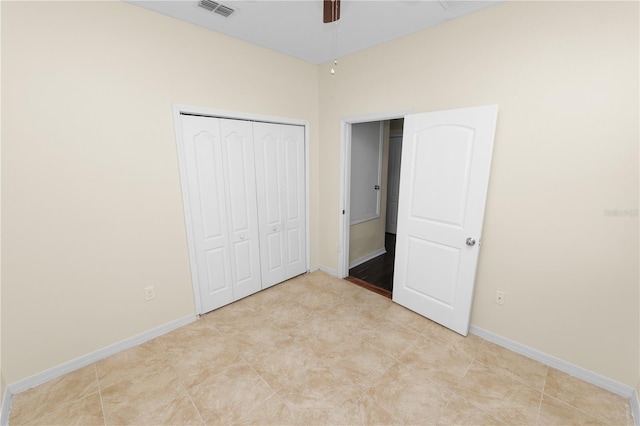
[
  {"left": 384, "top": 133, "right": 404, "bottom": 234},
  {"left": 338, "top": 109, "right": 413, "bottom": 279},
  {"left": 172, "top": 104, "right": 311, "bottom": 314}
]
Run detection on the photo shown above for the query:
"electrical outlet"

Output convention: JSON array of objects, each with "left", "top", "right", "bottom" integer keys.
[
  {"left": 144, "top": 285, "right": 156, "bottom": 301},
  {"left": 495, "top": 290, "right": 505, "bottom": 305}
]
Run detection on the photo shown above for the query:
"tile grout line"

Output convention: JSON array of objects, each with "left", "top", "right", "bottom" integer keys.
[
  {"left": 460, "top": 335, "right": 484, "bottom": 379},
  {"left": 434, "top": 390, "right": 457, "bottom": 425},
  {"left": 93, "top": 363, "right": 107, "bottom": 426},
  {"left": 543, "top": 392, "right": 618, "bottom": 424},
  {"left": 446, "top": 337, "right": 512, "bottom": 425},
  {"left": 543, "top": 371, "right": 634, "bottom": 425},
  {"left": 359, "top": 357, "right": 402, "bottom": 422},
  {"left": 181, "top": 382, "right": 207, "bottom": 425},
  {"left": 534, "top": 365, "right": 549, "bottom": 424},
  {"left": 157, "top": 336, "right": 209, "bottom": 426},
  {"left": 470, "top": 356, "right": 547, "bottom": 394},
  {"left": 238, "top": 351, "right": 279, "bottom": 398},
  {"left": 449, "top": 339, "right": 479, "bottom": 420},
  {"left": 363, "top": 392, "right": 404, "bottom": 426}
]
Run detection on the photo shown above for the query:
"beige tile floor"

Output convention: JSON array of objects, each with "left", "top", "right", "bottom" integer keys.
[{"left": 8, "top": 271, "right": 634, "bottom": 425}]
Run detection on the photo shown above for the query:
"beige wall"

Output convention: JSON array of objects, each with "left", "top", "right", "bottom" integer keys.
[
  {"left": 0, "top": 124, "right": 2, "bottom": 402},
  {"left": 318, "top": 1, "right": 639, "bottom": 386},
  {"left": 0, "top": 0, "right": 3, "bottom": 397},
  {"left": 349, "top": 122, "right": 390, "bottom": 263},
  {"left": 1, "top": 1, "right": 319, "bottom": 384},
  {"left": 0, "top": 0, "right": 3, "bottom": 402}
]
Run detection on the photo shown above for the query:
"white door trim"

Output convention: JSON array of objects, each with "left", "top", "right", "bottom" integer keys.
[
  {"left": 172, "top": 104, "right": 310, "bottom": 314},
  {"left": 338, "top": 109, "right": 413, "bottom": 278}
]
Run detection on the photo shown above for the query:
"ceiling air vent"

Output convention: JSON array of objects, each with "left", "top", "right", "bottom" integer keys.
[
  {"left": 198, "top": 0, "right": 235, "bottom": 17},
  {"left": 198, "top": 0, "right": 219, "bottom": 12},
  {"left": 438, "top": 0, "right": 472, "bottom": 10},
  {"left": 214, "top": 4, "right": 234, "bottom": 17}
]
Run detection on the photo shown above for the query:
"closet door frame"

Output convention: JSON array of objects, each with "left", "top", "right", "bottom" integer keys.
[{"left": 173, "top": 104, "right": 310, "bottom": 315}]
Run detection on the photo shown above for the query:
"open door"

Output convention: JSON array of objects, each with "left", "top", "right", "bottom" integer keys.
[{"left": 392, "top": 105, "right": 498, "bottom": 336}]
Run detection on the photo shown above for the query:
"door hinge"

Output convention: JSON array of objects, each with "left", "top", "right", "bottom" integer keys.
[{"left": 342, "top": 210, "right": 345, "bottom": 214}]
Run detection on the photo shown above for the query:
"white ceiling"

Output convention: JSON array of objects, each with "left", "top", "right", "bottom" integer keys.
[{"left": 127, "top": 0, "right": 502, "bottom": 64}]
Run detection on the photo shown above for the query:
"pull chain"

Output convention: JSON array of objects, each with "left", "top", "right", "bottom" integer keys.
[{"left": 330, "top": 0, "right": 338, "bottom": 75}]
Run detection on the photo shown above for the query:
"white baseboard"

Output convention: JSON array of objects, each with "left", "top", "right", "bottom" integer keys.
[
  {"left": 349, "top": 248, "right": 386, "bottom": 269},
  {"left": 309, "top": 264, "right": 338, "bottom": 277},
  {"left": 469, "top": 325, "right": 635, "bottom": 399},
  {"left": 8, "top": 314, "right": 196, "bottom": 395},
  {"left": 1, "top": 386, "right": 12, "bottom": 426},
  {"left": 632, "top": 389, "right": 639, "bottom": 426}
]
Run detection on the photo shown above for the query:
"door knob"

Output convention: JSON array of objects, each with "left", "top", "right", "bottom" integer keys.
[
  {"left": 465, "top": 237, "right": 476, "bottom": 246},
  {"left": 240, "top": 235, "right": 245, "bottom": 240}
]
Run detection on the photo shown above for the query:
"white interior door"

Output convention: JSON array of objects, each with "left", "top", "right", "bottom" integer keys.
[
  {"left": 179, "top": 115, "right": 263, "bottom": 313},
  {"left": 392, "top": 105, "right": 498, "bottom": 336},
  {"left": 180, "top": 115, "right": 234, "bottom": 312},
  {"left": 385, "top": 135, "right": 403, "bottom": 234},
  {"left": 281, "top": 124, "right": 306, "bottom": 279},
  {"left": 219, "top": 119, "right": 262, "bottom": 300},
  {"left": 254, "top": 122, "right": 287, "bottom": 288},
  {"left": 254, "top": 122, "right": 306, "bottom": 288}
]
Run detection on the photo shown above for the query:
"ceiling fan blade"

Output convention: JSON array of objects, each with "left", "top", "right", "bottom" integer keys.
[{"left": 323, "top": 0, "right": 340, "bottom": 23}]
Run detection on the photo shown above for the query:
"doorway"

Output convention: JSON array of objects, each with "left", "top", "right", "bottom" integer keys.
[
  {"left": 341, "top": 105, "right": 498, "bottom": 335},
  {"left": 338, "top": 110, "right": 411, "bottom": 294}
]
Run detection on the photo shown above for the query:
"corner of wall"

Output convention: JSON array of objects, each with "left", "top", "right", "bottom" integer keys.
[
  {"left": 632, "top": 386, "right": 639, "bottom": 426},
  {"left": 0, "top": 0, "right": 4, "bottom": 421},
  {"left": 0, "top": 373, "right": 10, "bottom": 426}
]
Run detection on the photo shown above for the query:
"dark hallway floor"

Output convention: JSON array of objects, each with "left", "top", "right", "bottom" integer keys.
[{"left": 349, "top": 233, "right": 396, "bottom": 293}]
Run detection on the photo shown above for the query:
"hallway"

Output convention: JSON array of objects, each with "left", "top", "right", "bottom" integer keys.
[{"left": 349, "top": 233, "right": 396, "bottom": 294}]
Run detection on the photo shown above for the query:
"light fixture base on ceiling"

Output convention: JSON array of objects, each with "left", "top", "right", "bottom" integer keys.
[{"left": 323, "top": 0, "right": 340, "bottom": 23}]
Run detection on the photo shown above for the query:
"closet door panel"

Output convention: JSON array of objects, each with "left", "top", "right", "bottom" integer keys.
[
  {"left": 266, "top": 232, "right": 284, "bottom": 271},
  {"left": 220, "top": 119, "right": 262, "bottom": 300},
  {"left": 253, "top": 122, "right": 287, "bottom": 288},
  {"left": 282, "top": 124, "right": 307, "bottom": 278},
  {"left": 263, "top": 136, "right": 283, "bottom": 225},
  {"left": 287, "top": 228, "right": 302, "bottom": 263},
  {"left": 180, "top": 115, "right": 234, "bottom": 312},
  {"left": 204, "top": 248, "right": 229, "bottom": 294}
]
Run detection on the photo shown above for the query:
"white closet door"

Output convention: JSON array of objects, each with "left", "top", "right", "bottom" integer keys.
[
  {"left": 219, "top": 119, "right": 262, "bottom": 300},
  {"left": 281, "top": 124, "right": 306, "bottom": 278},
  {"left": 180, "top": 115, "right": 234, "bottom": 312},
  {"left": 253, "top": 122, "right": 287, "bottom": 288},
  {"left": 254, "top": 122, "right": 306, "bottom": 288}
]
